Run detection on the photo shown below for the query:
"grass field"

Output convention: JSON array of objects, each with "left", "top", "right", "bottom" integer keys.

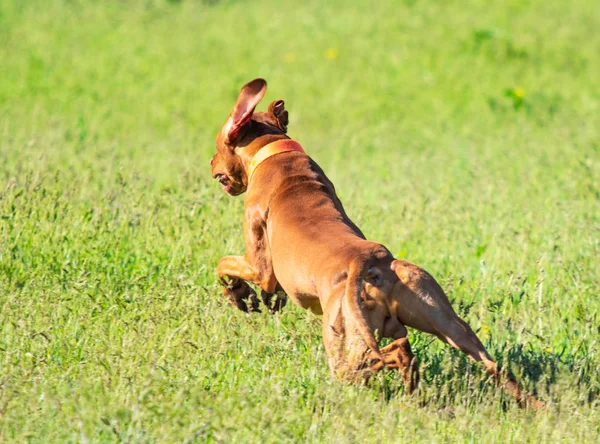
[{"left": 1, "top": 0, "right": 599, "bottom": 441}]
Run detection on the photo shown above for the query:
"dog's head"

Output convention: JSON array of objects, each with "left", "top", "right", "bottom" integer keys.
[{"left": 211, "top": 78, "right": 289, "bottom": 196}]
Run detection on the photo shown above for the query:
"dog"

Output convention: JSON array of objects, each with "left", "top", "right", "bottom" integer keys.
[{"left": 210, "top": 78, "right": 541, "bottom": 408}]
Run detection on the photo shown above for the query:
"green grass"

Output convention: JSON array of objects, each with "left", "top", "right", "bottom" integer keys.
[{"left": 1, "top": 0, "right": 599, "bottom": 441}]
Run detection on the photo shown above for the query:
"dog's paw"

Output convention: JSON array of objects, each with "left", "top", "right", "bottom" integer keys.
[
  {"left": 222, "top": 280, "right": 258, "bottom": 313},
  {"left": 261, "top": 289, "right": 288, "bottom": 314}
]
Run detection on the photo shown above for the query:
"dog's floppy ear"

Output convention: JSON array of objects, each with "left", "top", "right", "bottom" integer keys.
[
  {"left": 224, "top": 78, "right": 267, "bottom": 144},
  {"left": 268, "top": 100, "right": 289, "bottom": 133}
]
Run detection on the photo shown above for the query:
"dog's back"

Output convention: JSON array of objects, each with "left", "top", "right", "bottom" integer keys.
[{"left": 247, "top": 150, "right": 390, "bottom": 311}]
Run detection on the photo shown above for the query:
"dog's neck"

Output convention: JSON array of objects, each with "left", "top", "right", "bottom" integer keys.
[
  {"left": 236, "top": 134, "right": 291, "bottom": 181},
  {"left": 248, "top": 139, "right": 305, "bottom": 180}
]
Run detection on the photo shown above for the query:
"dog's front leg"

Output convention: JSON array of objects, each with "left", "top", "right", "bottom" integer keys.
[
  {"left": 218, "top": 254, "right": 284, "bottom": 313},
  {"left": 259, "top": 282, "right": 287, "bottom": 314},
  {"left": 217, "top": 206, "right": 286, "bottom": 313},
  {"left": 218, "top": 255, "right": 263, "bottom": 312}
]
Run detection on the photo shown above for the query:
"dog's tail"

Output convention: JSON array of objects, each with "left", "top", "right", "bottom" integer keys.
[{"left": 345, "top": 256, "right": 384, "bottom": 363}]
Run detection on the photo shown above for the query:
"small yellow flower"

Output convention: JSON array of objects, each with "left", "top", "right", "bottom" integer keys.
[
  {"left": 325, "top": 48, "right": 338, "bottom": 59},
  {"left": 283, "top": 53, "right": 296, "bottom": 63},
  {"left": 513, "top": 87, "right": 525, "bottom": 98},
  {"left": 480, "top": 325, "right": 491, "bottom": 336},
  {"left": 545, "top": 347, "right": 552, "bottom": 353}
]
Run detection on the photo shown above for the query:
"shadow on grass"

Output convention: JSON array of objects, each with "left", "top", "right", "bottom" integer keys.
[{"left": 373, "top": 340, "right": 599, "bottom": 408}]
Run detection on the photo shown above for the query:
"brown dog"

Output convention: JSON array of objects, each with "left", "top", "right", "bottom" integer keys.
[{"left": 211, "top": 78, "right": 540, "bottom": 408}]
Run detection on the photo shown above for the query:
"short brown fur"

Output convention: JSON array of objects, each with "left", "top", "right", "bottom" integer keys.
[{"left": 210, "top": 78, "right": 541, "bottom": 408}]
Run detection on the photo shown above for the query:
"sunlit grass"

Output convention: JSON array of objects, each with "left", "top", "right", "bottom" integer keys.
[{"left": 0, "top": 0, "right": 598, "bottom": 441}]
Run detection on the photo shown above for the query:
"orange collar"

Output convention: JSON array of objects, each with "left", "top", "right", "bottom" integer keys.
[{"left": 248, "top": 139, "right": 305, "bottom": 180}]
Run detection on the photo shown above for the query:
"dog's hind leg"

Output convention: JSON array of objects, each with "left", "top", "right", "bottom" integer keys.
[
  {"left": 321, "top": 293, "right": 376, "bottom": 382},
  {"left": 390, "top": 259, "right": 542, "bottom": 409},
  {"left": 321, "top": 286, "right": 419, "bottom": 392},
  {"left": 368, "top": 337, "right": 420, "bottom": 394},
  {"left": 321, "top": 296, "right": 350, "bottom": 378}
]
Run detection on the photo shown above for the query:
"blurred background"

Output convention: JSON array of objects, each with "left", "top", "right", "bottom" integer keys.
[{"left": 3, "top": 0, "right": 598, "bottom": 176}]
